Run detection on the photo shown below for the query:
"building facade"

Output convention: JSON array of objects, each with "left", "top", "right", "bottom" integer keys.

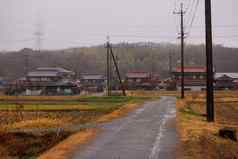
[
  {"left": 6, "top": 67, "right": 80, "bottom": 96},
  {"left": 172, "top": 66, "right": 207, "bottom": 91},
  {"left": 215, "top": 73, "right": 238, "bottom": 90},
  {"left": 80, "top": 74, "right": 106, "bottom": 92},
  {"left": 125, "top": 72, "right": 160, "bottom": 90}
]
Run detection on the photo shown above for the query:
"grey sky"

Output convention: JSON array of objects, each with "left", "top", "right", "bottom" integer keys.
[{"left": 0, "top": 0, "right": 237, "bottom": 51}]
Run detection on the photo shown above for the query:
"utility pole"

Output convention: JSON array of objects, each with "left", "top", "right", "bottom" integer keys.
[
  {"left": 174, "top": 3, "right": 185, "bottom": 99},
  {"left": 24, "top": 54, "right": 29, "bottom": 77},
  {"left": 106, "top": 37, "right": 126, "bottom": 96},
  {"left": 205, "top": 0, "right": 214, "bottom": 122},
  {"left": 169, "top": 52, "right": 173, "bottom": 75},
  {"left": 106, "top": 37, "right": 112, "bottom": 96},
  {"left": 109, "top": 46, "right": 127, "bottom": 96}
]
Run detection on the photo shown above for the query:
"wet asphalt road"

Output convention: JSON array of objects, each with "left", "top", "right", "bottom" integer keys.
[{"left": 70, "top": 96, "right": 177, "bottom": 159}]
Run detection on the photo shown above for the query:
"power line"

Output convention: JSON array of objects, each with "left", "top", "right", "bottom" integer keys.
[
  {"left": 4, "top": 33, "right": 238, "bottom": 46},
  {"left": 187, "top": 0, "right": 200, "bottom": 37},
  {"left": 184, "top": 0, "right": 194, "bottom": 12},
  {"left": 190, "top": 25, "right": 238, "bottom": 28},
  {"left": 185, "top": 0, "right": 196, "bottom": 25}
]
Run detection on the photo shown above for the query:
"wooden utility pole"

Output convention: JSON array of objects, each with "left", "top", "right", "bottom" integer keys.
[
  {"left": 174, "top": 3, "right": 185, "bottom": 99},
  {"left": 24, "top": 54, "right": 29, "bottom": 76},
  {"left": 109, "top": 47, "right": 126, "bottom": 96},
  {"left": 106, "top": 37, "right": 126, "bottom": 96},
  {"left": 106, "top": 38, "right": 112, "bottom": 96},
  {"left": 169, "top": 52, "right": 173, "bottom": 75},
  {"left": 205, "top": 0, "right": 214, "bottom": 122}
]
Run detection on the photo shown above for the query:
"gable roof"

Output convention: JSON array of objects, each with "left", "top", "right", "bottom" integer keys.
[
  {"left": 215, "top": 73, "right": 238, "bottom": 79},
  {"left": 80, "top": 74, "right": 105, "bottom": 80},
  {"left": 27, "top": 67, "right": 75, "bottom": 77},
  {"left": 27, "top": 71, "right": 59, "bottom": 77},
  {"left": 36, "top": 67, "right": 74, "bottom": 74}
]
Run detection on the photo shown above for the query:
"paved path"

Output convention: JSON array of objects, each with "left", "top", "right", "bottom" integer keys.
[{"left": 70, "top": 96, "right": 177, "bottom": 159}]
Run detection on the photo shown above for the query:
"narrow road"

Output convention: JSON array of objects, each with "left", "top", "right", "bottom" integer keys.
[{"left": 70, "top": 96, "right": 177, "bottom": 159}]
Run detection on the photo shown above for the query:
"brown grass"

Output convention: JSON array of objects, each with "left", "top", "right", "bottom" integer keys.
[
  {"left": 38, "top": 129, "right": 97, "bottom": 159},
  {"left": 96, "top": 101, "right": 144, "bottom": 123},
  {"left": 1, "top": 118, "right": 66, "bottom": 130},
  {"left": 177, "top": 92, "right": 238, "bottom": 159},
  {"left": 127, "top": 90, "right": 179, "bottom": 97},
  {"left": 37, "top": 99, "right": 145, "bottom": 159}
]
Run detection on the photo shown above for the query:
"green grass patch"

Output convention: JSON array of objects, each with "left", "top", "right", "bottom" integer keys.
[
  {"left": 0, "top": 96, "right": 151, "bottom": 111},
  {"left": 179, "top": 106, "right": 201, "bottom": 117}
]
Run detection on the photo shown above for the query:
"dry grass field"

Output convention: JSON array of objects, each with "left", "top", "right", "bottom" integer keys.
[
  {"left": 0, "top": 95, "right": 149, "bottom": 158},
  {"left": 177, "top": 91, "right": 238, "bottom": 159}
]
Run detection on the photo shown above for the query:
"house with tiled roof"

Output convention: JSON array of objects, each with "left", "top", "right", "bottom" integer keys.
[
  {"left": 80, "top": 73, "right": 106, "bottom": 92},
  {"left": 172, "top": 66, "right": 208, "bottom": 91},
  {"left": 27, "top": 67, "right": 75, "bottom": 82},
  {"left": 6, "top": 67, "right": 79, "bottom": 96},
  {"left": 125, "top": 71, "right": 160, "bottom": 90},
  {"left": 215, "top": 72, "right": 238, "bottom": 90}
]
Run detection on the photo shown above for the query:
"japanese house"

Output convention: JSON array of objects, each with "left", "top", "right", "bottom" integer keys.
[
  {"left": 172, "top": 66, "right": 207, "bottom": 91},
  {"left": 125, "top": 72, "right": 160, "bottom": 90},
  {"left": 215, "top": 73, "right": 238, "bottom": 90},
  {"left": 80, "top": 74, "right": 106, "bottom": 92},
  {"left": 6, "top": 67, "right": 80, "bottom": 95}
]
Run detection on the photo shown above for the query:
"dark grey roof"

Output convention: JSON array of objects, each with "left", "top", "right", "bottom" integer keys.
[
  {"left": 27, "top": 71, "right": 59, "bottom": 77},
  {"left": 215, "top": 73, "right": 238, "bottom": 79},
  {"left": 36, "top": 67, "right": 74, "bottom": 74},
  {"left": 27, "top": 67, "right": 75, "bottom": 77},
  {"left": 80, "top": 74, "right": 105, "bottom": 80}
]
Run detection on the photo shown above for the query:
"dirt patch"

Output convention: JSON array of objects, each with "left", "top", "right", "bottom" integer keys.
[
  {"left": 0, "top": 131, "right": 69, "bottom": 159},
  {"left": 38, "top": 129, "right": 97, "bottom": 159},
  {"left": 177, "top": 92, "right": 238, "bottom": 159}
]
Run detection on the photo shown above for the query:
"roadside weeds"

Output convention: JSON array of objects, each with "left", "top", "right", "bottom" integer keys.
[{"left": 176, "top": 94, "right": 238, "bottom": 159}]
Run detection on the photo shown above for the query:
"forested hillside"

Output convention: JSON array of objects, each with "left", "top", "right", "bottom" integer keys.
[{"left": 0, "top": 43, "right": 238, "bottom": 80}]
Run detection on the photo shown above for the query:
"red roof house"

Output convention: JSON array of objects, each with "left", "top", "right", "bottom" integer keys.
[{"left": 172, "top": 66, "right": 207, "bottom": 90}]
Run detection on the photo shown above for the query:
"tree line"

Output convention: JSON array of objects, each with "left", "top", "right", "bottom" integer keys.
[{"left": 0, "top": 43, "right": 238, "bottom": 80}]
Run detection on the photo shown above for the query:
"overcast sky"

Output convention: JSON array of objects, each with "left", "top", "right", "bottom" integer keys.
[{"left": 0, "top": 0, "right": 237, "bottom": 51}]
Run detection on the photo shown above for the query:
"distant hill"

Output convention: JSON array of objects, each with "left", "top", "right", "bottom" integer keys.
[{"left": 0, "top": 43, "right": 238, "bottom": 80}]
